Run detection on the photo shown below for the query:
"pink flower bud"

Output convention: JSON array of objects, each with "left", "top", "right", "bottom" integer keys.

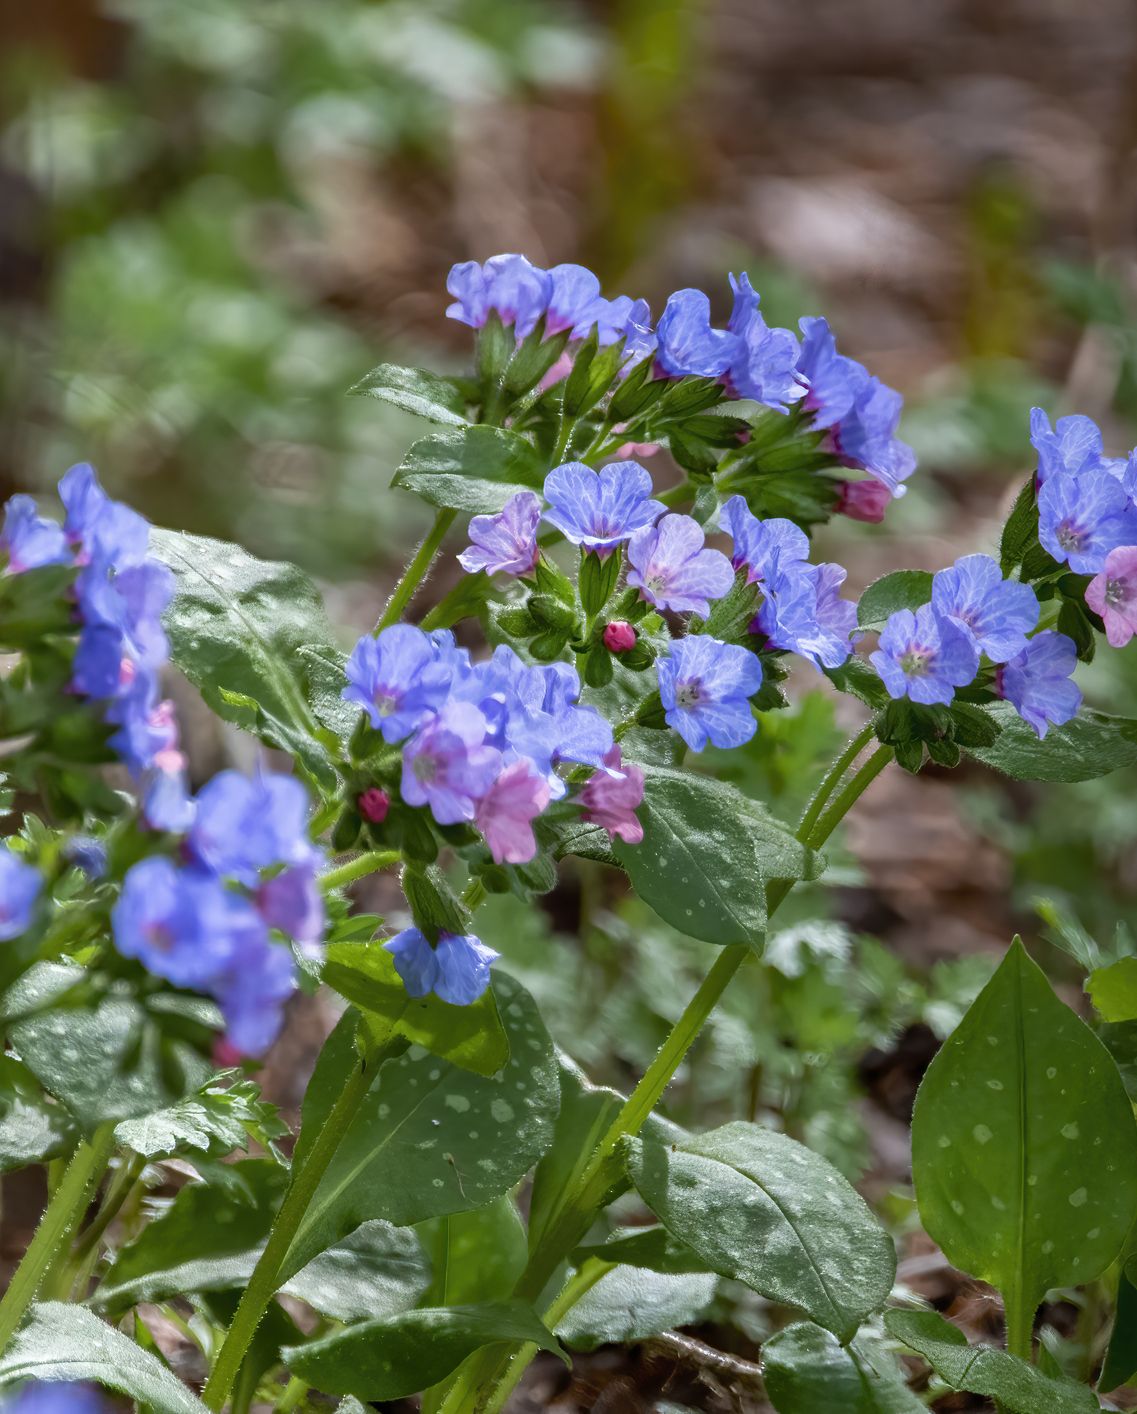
[
  {"left": 358, "top": 787, "right": 390, "bottom": 824},
  {"left": 603, "top": 620, "right": 637, "bottom": 654},
  {"left": 836, "top": 479, "right": 890, "bottom": 524}
]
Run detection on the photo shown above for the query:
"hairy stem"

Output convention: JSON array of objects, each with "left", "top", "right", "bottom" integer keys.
[
  {"left": 374, "top": 508, "right": 457, "bottom": 633},
  {"left": 0, "top": 1123, "right": 116, "bottom": 1351},
  {"left": 796, "top": 720, "right": 876, "bottom": 843},
  {"left": 63, "top": 1150, "right": 146, "bottom": 1298},
  {"left": 319, "top": 848, "right": 401, "bottom": 894}
]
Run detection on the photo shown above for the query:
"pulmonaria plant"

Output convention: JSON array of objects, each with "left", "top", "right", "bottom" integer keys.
[{"left": 3, "top": 252, "right": 1137, "bottom": 1414}]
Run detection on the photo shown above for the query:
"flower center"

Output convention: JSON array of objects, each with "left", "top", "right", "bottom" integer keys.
[
  {"left": 1056, "top": 521, "right": 1085, "bottom": 553},
  {"left": 374, "top": 689, "right": 398, "bottom": 717},
  {"left": 899, "top": 649, "right": 930, "bottom": 678},
  {"left": 145, "top": 921, "right": 173, "bottom": 952},
  {"left": 1106, "top": 577, "right": 1131, "bottom": 608},
  {"left": 646, "top": 569, "right": 669, "bottom": 593},
  {"left": 413, "top": 753, "right": 438, "bottom": 784},
  {"left": 675, "top": 679, "right": 702, "bottom": 709}
]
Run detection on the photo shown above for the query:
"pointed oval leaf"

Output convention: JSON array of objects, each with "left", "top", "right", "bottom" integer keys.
[
  {"left": 283, "top": 1301, "right": 562, "bottom": 1399},
  {"left": 629, "top": 1121, "right": 895, "bottom": 1340},
  {"left": 0, "top": 1055, "right": 74, "bottom": 1173},
  {"left": 912, "top": 940, "right": 1137, "bottom": 1317},
  {"left": 392, "top": 425, "right": 545, "bottom": 513},
  {"left": 0, "top": 1303, "right": 208, "bottom": 1413},
  {"left": 763, "top": 1322, "right": 924, "bottom": 1414},
  {"left": 966, "top": 703, "right": 1137, "bottom": 782},
  {"left": 350, "top": 364, "right": 468, "bottom": 425},
  {"left": 418, "top": 1196, "right": 527, "bottom": 1307},
  {"left": 555, "top": 1266, "right": 717, "bottom": 1353},
  {"left": 856, "top": 570, "right": 934, "bottom": 630}
]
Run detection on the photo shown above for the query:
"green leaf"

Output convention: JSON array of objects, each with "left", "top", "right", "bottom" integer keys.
[
  {"left": 763, "top": 1321, "right": 925, "bottom": 1414},
  {"left": 0, "top": 1302, "right": 208, "bottom": 1413},
  {"left": 884, "top": 1309, "right": 1102, "bottom": 1413},
  {"left": 322, "top": 941, "right": 509, "bottom": 1077},
  {"left": 285, "top": 973, "right": 558, "bottom": 1275},
  {"left": 614, "top": 767, "right": 822, "bottom": 948},
  {"left": 555, "top": 1266, "right": 717, "bottom": 1352},
  {"left": 856, "top": 570, "right": 934, "bottom": 630},
  {"left": 1000, "top": 474, "right": 1040, "bottom": 575},
  {"left": 824, "top": 655, "right": 890, "bottom": 709},
  {"left": 965, "top": 702, "right": 1137, "bottom": 782},
  {"left": 392, "top": 425, "right": 545, "bottom": 514},
  {"left": 418, "top": 1196, "right": 527, "bottom": 1307},
  {"left": 1088, "top": 957, "right": 1137, "bottom": 1023},
  {"left": 911, "top": 940, "right": 1137, "bottom": 1325},
  {"left": 1101, "top": 1245, "right": 1137, "bottom": 1390},
  {"left": 350, "top": 363, "right": 468, "bottom": 425},
  {"left": 628, "top": 1121, "right": 895, "bottom": 1340},
  {"left": 0, "top": 1055, "right": 74, "bottom": 1173},
  {"left": 114, "top": 1074, "right": 285, "bottom": 1160},
  {"left": 574, "top": 1224, "right": 710, "bottom": 1274},
  {"left": 98, "top": 1160, "right": 429, "bottom": 1321},
  {"left": 283, "top": 1301, "right": 563, "bottom": 1399},
  {"left": 151, "top": 528, "right": 340, "bottom": 788}
]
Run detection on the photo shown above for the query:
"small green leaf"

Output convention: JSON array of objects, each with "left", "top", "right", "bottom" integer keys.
[
  {"left": 114, "top": 1074, "right": 285, "bottom": 1160},
  {"left": 614, "top": 767, "right": 822, "bottom": 948},
  {"left": 350, "top": 363, "right": 468, "bottom": 425},
  {"left": 322, "top": 941, "right": 509, "bottom": 1076},
  {"left": 763, "top": 1322, "right": 924, "bottom": 1414},
  {"left": 884, "top": 1309, "right": 1102, "bottom": 1414},
  {"left": 574, "top": 1224, "right": 709, "bottom": 1275},
  {"left": 555, "top": 1266, "right": 717, "bottom": 1352},
  {"left": 1000, "top": 473, "right": 1040, "bottom": 575},
  {"left": 418, "top": 1196, "right": 527, "bottom": 1306},
  {"left": 283, "top": 1301, "right": 563, "bottom": 1399},
  {"left": 1088, "top": 958, "right": 1137, "bottom": 1023},
  {"left": 0, "top": 1303, "right": 208, "bottom": 1413},
  {"left": 965, "top": 703, "right": 1137, "bottom": 782},
  {"left": 856, "top": 570, "right": 934, "bottom": 630},
  {"left": 629, "top": 1121, "right": 896, "bottom": 1340},
  {"left": 912, "top": 941, "right": 1137, "bottom": 1326},
  {"left": 392, "top": 425, "right": 545, "bottom": 513},
  {"left": 0, "top": 1055, "right": 74, "bottom": 1173}
]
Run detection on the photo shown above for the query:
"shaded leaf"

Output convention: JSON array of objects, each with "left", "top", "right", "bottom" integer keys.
[
  {"left": 0, "top": 1055, "right": 74, "bottom": 1174},
  {"left": 419, "top": 1196, "right": 527, "bottom": 1307},
  {"left": 1000, "top": 474, "right": 1041, "bottom": 576},
  {"left": 392, "top": 425, "right": 545, "bottom": 513},
  {"left": 575, "top": 1224, "right": 710, "bottom": 1275},
  {"left": 1088, "top": 958, "right": 1137, "bottom": 1024},
  {"left": 966, "top": 703, "right": 1137, "bottom": 782},
  {"left": 763, "top": 1321, "right": 924, "bottom": 1414},
  {"left": 555, "top": 1266, "right": 717, "bottom": 1352},
  {"left": 856, "top": 571, "right": 934, "bottom": 631},
  {"left": 350, "top": 363, "right": 468, "bottom": 425}
]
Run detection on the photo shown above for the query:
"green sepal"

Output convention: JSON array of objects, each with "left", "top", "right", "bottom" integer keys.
[
  {"left": 583, "top": 646, "right": 615, "bottom": 688},
  {"left": 579, "top": 548, "right": 622, "bottom": 617},
  {"left": 401, "top": 864, "right": 470, "bottom": 943},
  {"left": 534, "top": 557, "right": 575, "bottom": 605}
]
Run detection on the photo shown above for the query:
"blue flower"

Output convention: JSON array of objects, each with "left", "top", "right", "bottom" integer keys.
[
  {"left": 542, "top": 461, "right": 664, "bottom": 556},
  {"left": 384, "top": 927, "right": 500, "bottom": 1005},
  {"left": 0, "top": 496, "right": 69, "bottom": 575},
  {"left": 58, "top": 463, "right": 149, "bottom": 566},
  {"left": 0, "top": 848, "right": 40, "bottom": 941},
  {"left": 719, "top": 495, "right": 809, "bottom": 584},
  {"left": 723, "top": 273, "right": 804, "bottom": 411},
  {"left": 545, "top": 263, "right": 608, "bottom": 338},
  {"left": 754, "top": 560, "right": 857, "bottom": 670},
  {"left": 797, "top": 317, "right": 916, "bottom": 495},
  {"left": 257, "top": 866, "right": 326, "bottom": 954},
  {"left": 446, "top": 254, "right": 553, "bottom": 339},
  {"left": 1028, "top": 408, "right": 1126, "bottom": 485},
  {"left": 401, "top": 702, "right": 502, "bottom": 824},
  {"left": 654, "top": 289, "right": 740, "bottom": 380},
  {"left": 657, "top": 635, "right": 763, "bottom": 751},
  {"left": 870, "top": 604, "right": 980, "bottom": 705},
  {"left": 64, "top": 836, "right": 107, "bottom": 878},
  {"left": 458, "top": 491, "right": 541, "bottom": 577},
  {"left": 626, "top": 514, "right": 734, "bottom": 616},
  {"left": 190, "top": 769, "right": 317, "bottom": 884},
  {"left": 931, "top": 553, "right": 1040, "bottom": 663},
  {"left": 1038, "top": 468, "right": 1137, "bottom": 575},
  {"left": 5, "top": 1384, "right": 106, "bottom": 1414},
  {"left": 995, "top": 630, "right": 1082, "bottom": 739},
  {"left": 342, "top": 625, "right": 453, "bottom": 742},
  {"left": 213, "top": 935, "right": 297, "bottom": 1055}
]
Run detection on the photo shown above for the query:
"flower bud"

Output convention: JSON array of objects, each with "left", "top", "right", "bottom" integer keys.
[
  {"left": 603, "top": 620, "right": 637, "bottom": 654},
  {"left": 358, "top": 787, "right": 390, "bottom": 824},
  {"left": 836, "top": 478, "right": 890, "bottom": 524}
]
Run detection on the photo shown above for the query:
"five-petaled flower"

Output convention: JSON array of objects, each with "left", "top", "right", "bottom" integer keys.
[
  {"left": 1086, "top": 546, "right": 1137, "bottom": 648},
  {"left": 657, "top": 635, "right": 763, "bottom": 751},
  {"left": 626, "top": 514, "right": 734, "bottom": 616},
  {"left": 931, "top": 554, "right": 1040, "bottom": 663},
  {"left": 458, "top": 491, "right": 541, "bottom": 578},
  {"left": 995, "top": 630, "right": 1082, "bottom": 738},
  {"left": 542, "top": 461, "right": 664, "bottom": 557},
  {"left": 870, "top": 605, "right": 979, "bottom": 705}
]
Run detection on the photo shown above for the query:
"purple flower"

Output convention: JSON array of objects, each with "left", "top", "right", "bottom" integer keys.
[
  {"left": 870, "top": 605, "right": 980, "bottom": 706},
  {"left": 401, "top": 702, "right": 502, "bottom": 824},
  {"left": 342, "top": 625, "right": 453, "bottom": 743},
  {"left": 445, "top": 254, "right": 552, "bottom": 340},
  {"left": 755, "top": 561, "right": 857, "bottom": 670},
  {"left": 619, "top": 297, "right": 658, "bottom": 364},
  {"left": 931, "top": 553, "right": 1040, "bottom": 663},
  {"left": 545, "top": 263, "right": 607, "bottom": 338},
  {"left": 475, "top": 760, "right": 550, "bottom": 864},
  {"left": 1028, "top": 408, "right": 1122, "bottom": 485},
  {"left": 6, "top": 1384, "right": 106, "bottom": 1414},
  {"left": 1038, "top": 468, "right": 1137, "bottom": 575},
  {"left": 0, "top": 496, "right": 69, "bottom": 574},
  {"left": 64, "top": 836, "right": 107, "bottom": 878},
  {"left": 723, "top": 273, "right": 804, "bottom": 411},
  {"left": 258, "top": 865, "right": 326, "bottom": 953},
  {"left": 142, "top": 768, "right": 195, "bottom": 833},
  {"left": 1086, "top": 545, "right": 1137, "bottom": 648},
  {"left": 0, "top": 848, "right": 40, "bottom": 941},
  {"left": 458, "top": 491, "right": 541, "bottom": 577},
  {"left": 498, "top": 660, "right": 614, "bottom": 793},
  {"left": 797, "top": 317, "right": 916, "bottom": 495},
  {"left": 995, "top": 630, "right": 1082, "bottom": 738},
  {"left": 385, "top": 927, "right": 500, "bottom": 1006},
  {"left": 654, "top": 289, "right": 740, "bottom": 380},
  {"left": 719, "top": 495, "right": 809, "bottom": 583},
  {"left": 190, "top": 769, "right": 317, "bottom": 883},
  {"left": 627, "top": 514, "right": 734, "bottom": 616},
  {"left": 836, "top": 478, "right": 890, "bottom": 523},
  {"left": 578, "top": 746, "right": 645, "bottom": 844},
  {"left": 112, "top": 858, "right": 253, "bottom": 987},
  {"left": 58, "top": 463, "right": 149, "bottom": 567},
  {"left": 542, "top": 461, "right": 664, "bottom": 556},
  {"left": 657, "top": 635, "right": 763, "bottom": 752},
  {"left": 214, "top": 935, "right": 296, "bottom": 1054}
]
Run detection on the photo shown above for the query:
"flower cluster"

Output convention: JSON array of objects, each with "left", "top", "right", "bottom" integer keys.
[
  {"left": 385, "top": 927, "right": 501, "bottom": 1007},
  {"left": 112, "top": 769, "right": 325, "bottom": 1054}
]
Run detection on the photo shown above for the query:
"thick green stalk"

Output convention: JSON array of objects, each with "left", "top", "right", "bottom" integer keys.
[
  {"left": 319, "top": 848, "right": 400, "bottom": 894},
  {"left": 796, "top": 721, "right": 876, "bottom": 843},
  {"left": 446, "top": 738, "right": 895, "bottom": 1412},
  {"left": 63, "top": 1150, "right": 146, "bottom": 1298},
  {"left": 374, "top": 508, "right": 456, "bottom": 633},
  {"left": 201, "top": 1054, "right": 375, "bottom": 1410},
  {"left": 1004, "top": 1285, "right": 1035, "bottom": 1363},
  {"left": 0, "top": 1123, "right": 116, "bottom": 1351}
]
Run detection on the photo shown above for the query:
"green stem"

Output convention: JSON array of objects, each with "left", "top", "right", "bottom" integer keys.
[
  {"left": 796, "top": 721, "right": 876, "bottom": 843},
  {"left": 0, "top": 1123, "right": 116, "bottom": 1351},
  {"left": 63, "top": 1150, "right": 146, "bottom": 1298},
  {"left": 447, "top": 738, "right": 895, "bottom": 1412},
  {"left": 201, "top": 1054, "right": 376, "bottom": 1410},
  {"left": 375, "top": 508, "right": 457, "bottom": 633},
  {"left": 273, "top": 1375, "right": 309, "bottom": 1413},
  {"left": 1004, "top": 1285, "right": 1035, "bottom": 1363},
  {"left": 319, "top": 849, "right": 400, "bottom": 894}
]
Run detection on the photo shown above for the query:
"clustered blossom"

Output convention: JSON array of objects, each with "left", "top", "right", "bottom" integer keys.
[
  {"left": 112, "top": 768, "right": 325, "bottom": 1054},
  {"left": 542, "top": 461, "right": 664, "bottom": 557},
  {"left": 385, "top": 927, "right": 501, "bottom": 1006},
  {"left": 457, "top": 491, "right": 541, "bottom": 578},
  {"left": 0, "top": 847, "right": 41, "bottom": 942},
  {"left": 657, "top": 635, "right": 763, "bottom": 752}
]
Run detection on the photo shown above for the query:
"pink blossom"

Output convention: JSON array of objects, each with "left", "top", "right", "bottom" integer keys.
[
  {"left": 1086, "top": 545, "right": 1137, "bottom": 647},
  {"left": 475, "top": 760, "right": 551, "bottom": 864},
  {"left": 603, "top": 620, "right": 636, "bottom": 654},
  {"left": 579, "top": 746, "right": 645, "bottom": 845},
  {"left": 835, "top": 478, "right": 890, "bottom": 524},
  {"left": 358, "top": 787, "right": 390, "bottom": 823}
]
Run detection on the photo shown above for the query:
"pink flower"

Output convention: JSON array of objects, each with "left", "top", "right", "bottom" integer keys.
[
  {"left": 835, "top": 478, "right": 890, "bottom": 524},
  {"left": 579, "top": 746, "right": 645, "bottom": 845},
  {"left": 475, "top": 761, "right": 551, "bottom": 864},
  {"left": 603, "top": 620, "right": 636, "bottom": 654},
  {"left": 1086, "top": 545, "right": 1137, "bottom": 647},
  {"left": 358, "top": 787, "right": 390, "bottom": 823}
]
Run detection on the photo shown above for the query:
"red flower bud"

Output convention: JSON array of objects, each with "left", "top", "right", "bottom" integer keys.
[
  {"left": 358, "top": 787, "right": 390, "bottom": 824},
  {"left": 603, "top": 620, "right": 637, "bottom": 654},
  {"left": 836, "top": 479, "right": 890, "bottom": 524}
]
